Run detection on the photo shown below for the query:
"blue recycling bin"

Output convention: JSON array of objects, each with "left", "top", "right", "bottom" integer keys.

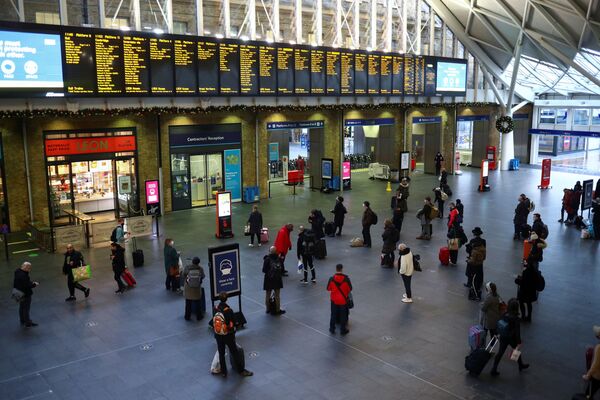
[
  {"left": 509, "top": 159, "right": 520, "bottom": 171},
  {"left": 243, "top": 186, "right": 260, "bottom": 203},
  {"left": 330, "top": 176, "right": 341, "bottom": 191}
]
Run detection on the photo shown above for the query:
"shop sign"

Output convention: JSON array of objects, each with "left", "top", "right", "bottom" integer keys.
[
  {"left": 412, "top": 116, "right": 442, "bottom": 124},
  {"left": 457, "top": 115, "right": 489, "bottom": 122},
  {"left": 208, "top": 244, "right": 241, "bottom": 300},
  {"left": 266, "top": 120, "right": 324, "bottom": 130},
  {"left": 529, "top": 128, "right": 600, "bottom": 138},
  {"left": 169, "top": 129, "right": 241, "bottom": 147},
  {"left": 54, "top": 225, "right": 86, "bottom": 250},
  {"left": 126, "top": 216, "right": 153, "bottom": 237},
  {"left": 45, "top": 136, "right": 137, "bottom": 156},
  {"left": 224, "top": 149, "right": 242, "bottom": 201},
  {"left": 344, "top": 118, "right": 395, "bottom": 126}
]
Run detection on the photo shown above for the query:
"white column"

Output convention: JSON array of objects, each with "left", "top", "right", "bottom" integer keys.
[
  {"left": 370, "top": 0, "right": 377, "bottom": 49},
  {"left": 132, "top": 0, "right": 141, "bottom": 31},
  {"left": 224, "top": 0, "right": 231, "bottom": 37},
  {"left": 429, "top": 9, "right": 435, "bottom": 55},
  {"left": 353, "top": 0, "right": 360, "bottom": 48},
  {"left": 416, "top": 0, "right": 422, "bottom": 54},
  {"left": 336, "top": 0, "right": 342, "bottom": 46},
  {"left": 17, "top": 0, "right": 24, "bottom": 22},
  {"left": 401, "top": 0, "right": 407, "bottom": 53},
  {"left": 196, "top": 0, "right": 204, "bottom": 34},
  {"left": 316, "top": 0, "right": 322, "bottom": 45},
  {"left": 166, "top": 0, "right": 173, "bottom": 33},
  {"left": 59, "top": 0, "right": 68, "bottom": 25},
  {"left": 98, "top": 0, "right": 106, "bottom": 28},
  {"left": 384, "top": 0, "right": 392, "bottom": 52},
  {"left": 295, "top": 0, "right": 301, "bottom": 43},
  {"left": 500, "top": 33, "right": 523, "bottom": 170},
  {"left": 273, "top": 0, "right": 280, "bottom": 41}
]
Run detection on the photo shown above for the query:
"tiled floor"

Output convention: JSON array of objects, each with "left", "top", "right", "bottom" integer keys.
[{"left": 0, "top": 167, "right": 599, "bottom": 400}]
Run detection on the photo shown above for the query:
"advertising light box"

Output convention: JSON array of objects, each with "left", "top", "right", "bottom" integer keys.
[{"left": 436, "top": 61, "right": 467, "bottom": 94}]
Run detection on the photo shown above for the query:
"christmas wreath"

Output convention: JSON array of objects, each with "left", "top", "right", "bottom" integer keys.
[{"left": 496, "top": 115, "right": 514, "bottom": 134}]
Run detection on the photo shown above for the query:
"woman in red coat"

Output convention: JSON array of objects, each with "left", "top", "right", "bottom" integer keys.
[{"left": 274, "top": 224, "right": 293, "bottom": 276}]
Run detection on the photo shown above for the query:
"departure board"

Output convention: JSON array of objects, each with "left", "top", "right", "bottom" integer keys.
[
  {"left": 310, "top": 49, "right": 325, "bottom": 94},
  {"left": 95, "top": 34, "right": 124, "bottom": 94},
  {"left": 174, "top": 39, "right": 196, "bottom": 94},
  {"left": 259, "top": 45, "right": 276, "bottom": 94},
  {"left": 294, "top": 47, "right": 310, "bottom": 94},
  {"left": 122, "top": 35, "right": 149, "bottom": 94},
  {"left": 424, "top": 57, "right": 436, "bottom": 96},
  {"left": 326, "top": 50, "right": 340, "bottom": 95},
  {"left": 380, "top": 55, "right": 392, "bottom": 95},
  {"left": 219, "top": 42, "right": 240, "bottom": 95},
  {"left": 367, "top": 54, "right": 380, "bottom": 94},
  {"left": 149, "top": 38, "right": 174, "bottom": 94},
  {"left": 414, "top": 56, "right": 425, "bottom": 95},
  {"left": 277, "top": 47, "right": 294, "bottom": 94},
  {"left": 392, "top": 55, "right": 403, "bottom": 95},
  {"left": 404, "top": 55, "right": 416, "bottom": 95},
  {"left": 240, "top": 44, "right": 258, "bottom": 95},
  {"left": 63, "top": 31, "right": 95, "bottom": 94},
  {"left": 354, "top": 52, "right": 367, "bottom": 95},
  {"left": 197, "top": 40, "right": 218, "bottom": 94},
  {"left": 340, "top": 51, "right": 354, "bottom": 95}
]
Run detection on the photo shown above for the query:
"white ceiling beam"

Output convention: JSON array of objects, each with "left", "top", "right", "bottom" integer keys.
[
  {"left": 315, "top": 0, "right": 322, "bottom": 45},
  {"left": 469, "top": 36, "right": 512, "bottom": 55},
  {"left": 272, "top": 0, "right": 279, "bottom": 41},
  {"left": 507, "top": 32, "right": 524, "bottom": 109},
  {"left": 384, "top": 0, "right": 393, "bottom": 52},
  {"left": 471, "top": 13, "right": 513, "bottom": 53},
  {"left": 196, "top": 0, "right": 204, "bottom": 34},
  {"left": 528, "top": 1, "right": 578, "bottom": 49},
  {"left": 98, "top": 0, "right": 105, "bottom": 28},
  {"left": 479, "top": 64, "right": 506, "bottom": 108},
  {"left": 353, "top": 0, "right": 360, "bottom": 48},
  {"left": 370, "top": 0, "right": 376, "bottom": 50}
]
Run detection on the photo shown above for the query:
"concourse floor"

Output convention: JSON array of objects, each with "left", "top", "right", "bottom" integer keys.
[{"left": 0, "top": 167, "right": 599, "bottom": 400}]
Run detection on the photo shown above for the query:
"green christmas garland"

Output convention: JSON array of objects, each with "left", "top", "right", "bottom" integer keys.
[{"left": 496, "top": 115, "right": 514, "bottom": 134}]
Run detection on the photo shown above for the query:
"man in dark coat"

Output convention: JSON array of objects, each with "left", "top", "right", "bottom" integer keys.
[
  {"left": 309, "top": 209, "right": 325, "bottom": 239},
  {"left": 361, "top": 201, "right": 377, "bottom": 247},
  {"left": 465, "top": 227, "right": 486, "bottom": 300},
  {"left": 434, "top": 152, "right": 444, "bottom": 176},
  {"left": 13, "top": 262, "right": 39, "bottom": 327},
  {"left": 247, "top": 205, "right": 263, "bottom": 247},
  {"left": 110, "top": 242, "right": 127, "bottom": 293},
  {"left": 297, "top": 226, "right": 316, "bottom": 284},
  {"left": 262, "top": 246, "right": 285, "bottom": 315},
  {"left": 391, "top": 190, "right": 407, "bottom": 232},
  {"left": 63, "top": 244, "right": 90, "bottom": 302},
  {"left": 513, "top": 194, "right": 531, "bottom": 240},
  {"left": 515, "top": 261, "right": 538, "bottom": 322},
  {"left": 331, "top": 196, "right": 347, "bottom": 236},
  {"left": 381, "top": 219, "right": 399, "bottom": 267}
]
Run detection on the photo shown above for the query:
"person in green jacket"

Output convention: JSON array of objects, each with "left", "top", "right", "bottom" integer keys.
[{"left": 164, "top": 238, "right": 180, "bottom": 292}]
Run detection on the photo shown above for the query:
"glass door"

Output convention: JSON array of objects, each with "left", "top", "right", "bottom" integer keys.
[
  {"left": 206, "top": 153, "right": 223, "bottom": 206},
  {"left": 47, "top": 163, "right": 73, "bottom": 226},
  {"left": 190, "top": 154, "right": 208, "bottom": 207},
  {"left": 115, "top": 158, "right": 138, "bottom": 217}
]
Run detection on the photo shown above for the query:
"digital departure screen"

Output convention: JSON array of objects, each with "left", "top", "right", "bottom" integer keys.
[
  {"left": 63, "top": 31, "right": 95, "bottom": 94},
  {"left": 424, "top": 57, "right": 436, "bottom": 96},
  {"left": 367, "top": 54, "right": 380, "bottom": 94},
  {"left": 413, "top": 56, "right": 425, "bottom": 96},
  {"left": 277, "top": 46, "right": 294, "bottom": 94},
  {"left": 219, "top": 42, "right": 240, "bottom": 95},
  {"left": 240, "top": 43, "right": 258, "bottom": 95},
  {"left": 259, "top": 45, "right": 276, "bottom": 94},
  {"left": 340, "top": 51, "right": 354, "bottom": 95},
  {"left": 380, "top": 54, "right": 392, "bottom": 95},
  {"left": 326, "top": 50, "right": 340, "bottom": 95},
  {"left": 197, "top": 39, "right": 218, "bottom": 94},
  {"left": 403, "top": 55, "right": 415, "bottom": 95},
  {"left": 95, "top": 33, "right": 124, "bottom": 94},
  {"left": 122, "top": 35, "right": 149, "bottom": 94},
  {"left": 391, "top": 55, "right": 403, "bottom": 95},
  {"left": 310, "top": 49, "right": 325, "bottom": 94},
  {"left": 294, "top": 47, "right": 310, "bottom": 94},
  {"left": 174, "top": 38, "right": 196, "bottom": 94},
  {"left": 149, "top": 37, "right": 174, "bottom": 94},
  {"left": 354, "top": 51, "right": 367, "bottom": 95}
]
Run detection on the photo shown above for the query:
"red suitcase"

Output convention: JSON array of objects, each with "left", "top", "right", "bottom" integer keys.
[
  {"left": 121, "top": 269, "right": 136, "bottom": 287},
  {"left": 439, "top": 247, "right": 450, "bottom": 266},
  {"left": 523, "top": 240, "right": 532, "bottom": 260},
  {"left": 260, "top": 228, "right": 269, "bottom": 243}
]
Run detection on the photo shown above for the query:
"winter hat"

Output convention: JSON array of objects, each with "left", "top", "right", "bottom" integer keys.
[{"left": 472, "top": 227, "right": 483, "bottom": 236}]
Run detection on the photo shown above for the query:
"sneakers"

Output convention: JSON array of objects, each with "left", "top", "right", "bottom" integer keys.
[
  {"left": 300, "top": 279, "right": 308, "bottom": 285},
  {"left": 258, "top": 243, "right": 262, "bottom": 247},
  {"left": 311, "top": 278, "right": 317, "bottom": 284},
  {"left": 401, "top": 297, "right": 413, "bottom": 303},
  {"left": 402, "top": 293, "right": 407, "bottom": 298},
  {"left": 84, "top": 288, "right": 91, "bottom": 298},
  {"left": 65, "top": 296, "right": 76, "bottom": 302},
  {"left": 240, "top": 369, "right": 253, "bottom": 377},
  {"left": 248, "top": 243, "right": 254, "bottom": 247}
]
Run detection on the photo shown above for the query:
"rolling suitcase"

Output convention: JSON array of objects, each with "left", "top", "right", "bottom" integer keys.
[
  {"left": 315, "top": 239, "right": 327, "bottom": 259},
  {"left": 260, "top": 228, "right": 269, "bottom": 243},
  {"left": 465, "top": 336, "right": 498, "bottom": 377},
  {"left": 121, "top": 269, "right": 136, "bottom": 287},
  {"left": 131, "top": 237, "right": 144, "bottom": 267},
  {"left": 523, "top": 240, "right": 532, "bottom": 260},
  {"left": 468, "top": 325, "right": 487, "bottom": 350},
  {"left": 324, "top": 222, "right": 336, "bottom": 237},
  {"left": 439, "top": 247, "right": 450, "bottom": 266}
]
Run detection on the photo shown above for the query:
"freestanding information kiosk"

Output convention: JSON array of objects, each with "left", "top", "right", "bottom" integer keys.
[
  {"left": 216, "top": 191, "right": 233, "bottom": 238},
  {"left": 478, "top": 160, "right": 491, "bottom": 192}
]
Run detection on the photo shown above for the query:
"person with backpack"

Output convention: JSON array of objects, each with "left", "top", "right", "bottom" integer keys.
[
  {"left": 397, "top": 244, "right": 414, "bottom": 303},
  {"left": 531, "top": 213, "right": 548, "bottom": 240},
  {"left": 212, "top": 292, "right": 253, "bottom": 378},
  {"left": 110, "top": 218, "right": 128, "bottom": 244},
  {"left": 62, "top": 244, "right": 90, "bottom": 302},
  {"left": 515, "top": 260, "right": 538, "bottom": 322},
  {"left": 433, "top": 187, "right": 446, "bottom": 219},
  {"left": 262, "top": 246, "right": 285, "bottom": 315},
  {"left": 465, "top": 227, "right": 486, "bottom": 301},
  {"left": 297, "top": 226, "right": 316, "bottom": 284},
  {"left": 526, "top": 232, "right": 547, "bottom": 270},
  {"left": 327, "top": 264, "right": 352, "bottom": 335},
  {"left": 582, "top": 325, "right": 600, "bottom": 399},
  {"left": 309, "top": 209, "right": 326, "bottom": 239},
  {"left": 110, "top": 242, "right": 127, "bottom": 294},
  {"left": 513, "top": 194, "right": 531, "bottom": 240},
  {"left": 416, "top": 197, "right": 434, "bottom": 240},
  {"left": 182, "top": 256, "right": 205, "bottom": 321},
  {"left": 361, "top": 201, "right": 377, "bottom": 248},
  {"left": 480, "top": 282, "right": 501, "bottom": 337},
  {"left": 447, "top": 223, "right": 467, "bottom": 265},
  {"left": 274, "top": 224, "right": 293, "bottom": 276},
  {"left": 490, "top": 298, "right": 529, "bottom": 376},
  {"left": 331, "top": 196, "right": 347, "bottom": 236},
  {"left": 247, "top": 205, "right": 263, "bottom": 247},
  {"left": 163, "top": 238, "right": 180, "bottom": 292},
  {"left": 381, "top": 219, "right": 399, "bottom": 267},
  {"left": 391, "top": 190, "right": 408, "bottom": 233}
]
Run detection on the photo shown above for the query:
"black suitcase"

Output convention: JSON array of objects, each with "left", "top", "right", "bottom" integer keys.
[
  {"left": 131, "top": 237, "right": 144, "bottom": 267},
  {"left": 229, "top": 344, "right": 245, "bottom": 373},
  {"left": 315, "top": 239, "right": 327, "bottom": 259},
  {"left": 324, "top": 222, "right": 336, "bottom": 237},
  {"left": 465, "top": 336, "right": 497, "bottom": 377}
]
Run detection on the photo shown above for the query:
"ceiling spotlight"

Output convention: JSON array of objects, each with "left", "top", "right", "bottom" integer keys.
[
  {"left": 153, "top": 28, "right": 164, "bottom": 34},
  {"left": 241, "top": 35, "right": 249, "bottom": 41},
  {"left": 215, "top": 33, "right": 224, "bottom": 39},
  {"left": 120, "top": 26, "right": 131, "bottom": 31}
]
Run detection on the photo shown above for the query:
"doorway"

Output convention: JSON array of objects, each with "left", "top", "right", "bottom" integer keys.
[
  {"left": 343, "top": 122, "right": 395, "bottom": 171},
  {"left": 267, "top": 129, "right": 309, "bottom": 179},
  {"left": 411, "top": 118, "right": 441, "bottom": 174},
  {"left": 171, "top": 153, "right": 224, "bottom": 210}
]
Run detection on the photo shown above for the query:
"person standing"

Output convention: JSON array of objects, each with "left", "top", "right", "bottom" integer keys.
[
  {"left": 515, "top": 260, "right": 538, "bottom": 322},
  {"left": 434, "top": 151, "right": 444, "bottom": 176},
  {"left": 480, "top": 282, "right": 501, "bottom": 337},
  {"left": 361, "top": 201, "right": 377, "bottom": 247},
  {"left": 490, "top": 298, "right": 529, "bottom": 376},
  {"left": 416, "top": 197, "right": 434, "bottom": 240},
  {"left": 274, "top": 223, "right": 293, "bottom": 276},
  {"left": 397, "top": 244, "right": 414, "bottom": 303},
  {"left": 447, "top": 222, "right": 467, "bottom": 265},
  {"left": 583, "top": 325, "right": 600, "bottom": 398},
  {"left": 296, "top": 155, "right": 306, "bottom": 185},
  {"left": 433, "top": 187, "right": 445, "bottom": 219},
  {"left": 212, "top": 292, "right": 253, "bottom": 378},
  {"left": 447, "top": 202, "right": 459, "bottom": 232},
  {"left": 513, "top": 194, "right": 531, "bottom": 240},
  {"left": 391, "top": 190, "right": 407, "bottom": 233},
  {"left": 331, "top": 196, "right": 347, "bottom": 236},
  {"left": 63, "top": 244, "right": 90, "bottom": 302},
  {"left": 182, "top": 256, "right": 206, "bottom": 321},
  {"left": 440, "top": 168, "right": 448, "bottom": 187},
  {"left": 396, "top": 177, "right": 410, "bottom": 201},
  {"left": 592, "top": 198, "right": 600, "bottom": 240},
  {"left": 381, "top": 219, "right": 399, "bottom": 267},
  {"left": 327, "top": 264, "right": 352, "bottom": 335},
  {"left": 13, "top": 262, "right": 39, "bottom": 327},
  {"left": 465, "top": 227, "right": 486, "bottom": 300},
  {"left": 110, "top": 242, "right": 127, "bottom": 294},
  {"left": 531, "top": 213, "right": 547, "bottom": 239},
  {"left": 297, "top": 226, "right": 316, "bottom": 284},
  {"left": 247, "top": 205, "right": 263, "bottom": 247},
  {"left": 569, "top": 184, "right": 582, "bottom": 223},
  {"left": 526, "top": 232, "right": 547, "bottom": 269},
  {"left": 455, "top": 199, "right": 464, "bottom": 221},
  {"left": 309, "top": 209, "right": 325, "bottom": 240},
  {"left": 558, "top": 188, "right": 570, "bottom": 223},
  {"left": 163, "top": 238, "right": 180, "bottom": 291},
  {"left": 262, "top": 246, "right": 285, "bottom": 315}
]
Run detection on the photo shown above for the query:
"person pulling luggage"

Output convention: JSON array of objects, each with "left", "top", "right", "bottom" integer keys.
[
  {"left": 262, "top": 246, "right": 285, "bottom": 315},
  {"left": 490, "top": 298, "right": 529, "bottom": 376}
]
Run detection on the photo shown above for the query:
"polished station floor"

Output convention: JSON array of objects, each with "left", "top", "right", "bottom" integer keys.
[{"left": 0, "top": 167, "right": 598, "bottom": 400}]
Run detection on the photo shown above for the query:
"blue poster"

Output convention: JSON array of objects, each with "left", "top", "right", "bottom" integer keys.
[
  {"left": 224, "top": 149, "right": 242, "bottom": 201},
  {"left": 436, "top": 61, "right": 467, "bottom": 93},
  {"left": 321, "top": 158, "right": 333, "bottom": 180},
  {"left": 0, "top": 30, "right": 63, "bottom": 89},
  {"left": 269, "top": 142, "right": 279, "bottom": 161},
  {"left": 210, "top": 247, "right": 241, "bottom": 299}
]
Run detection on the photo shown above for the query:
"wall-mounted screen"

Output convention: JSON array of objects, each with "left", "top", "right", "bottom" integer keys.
[{"left": 436, "top": 61, "right": 467, "bottom": 94}]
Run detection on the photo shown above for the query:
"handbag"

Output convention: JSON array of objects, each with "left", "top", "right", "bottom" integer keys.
[
  {"left": 509, "top": 347, "right": 521, "bottom": 361},
  {"left": 72, "top": 265, "right": 92, "bottom": 282},
  {"left": 11, "top": 288, "right": 25, "bottom": 303},
  {"left": 169, "top": 265, "right": 180, "bottom": 277},
  {"left": 448, "top": 238, "right": 460, "bottom": 250},
  {"left": 244, "top": 224, "right": 251, "bottom": 236}
]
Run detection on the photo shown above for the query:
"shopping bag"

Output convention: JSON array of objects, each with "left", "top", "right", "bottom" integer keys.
[
  {"left": 297, "top": 259, "right": 304, "bottom": 274},
  {"left": 244, "top": 224, "right": 251, "bottom": 236},
  {"left": 72, "top": 265, "right": 92, "bottom": 282},
  {"left": 448, "top": 238, "right": 460, "bottom": 250},
  {"left": 509, "top": 348, "right": 522, "bottom": 361},
  {"left": 210, "top": 350, "right": 221, "bottom": 374}
]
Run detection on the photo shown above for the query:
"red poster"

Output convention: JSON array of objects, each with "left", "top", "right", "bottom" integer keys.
[
  {"left": 45, "top": 136, "right": 137, "bottom": 156},
  {"left": 540, "top": 158, "right": 551, "bottom": 189}
]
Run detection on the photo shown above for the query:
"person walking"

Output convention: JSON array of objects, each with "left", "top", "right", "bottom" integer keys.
[
  {"left": 397, "top": 244, "right": 414, "bottom": 303},
  {"left": 361, "top": 201, "right": 377, "bottom": 247},
  {"left": 515, "top": 260, "right": 538, "bottom": 322},
  {"left": 416, "top": 197, "right": 434, "bottom": 240},
  {"left": 447, "top": 222, "right": 467, "bottom": 265},
  {"left": 433, "top": 187, "right": 445, "bottom": 219},
  {"left": 391, "top": 190, "right": 408, "bottom": 233},
  {"left": 63, "top": 244, "right": 90, "bottom": 302},
  {"left": 212, "top": 292, "right": 253, "bottom": 378},
  {"left": 110, "top": 242, "right": 127, "bottom": 294},
  {"left": 434, "top": 151, "right": 444, "bottom": 176},
  {"left": 110, "top": 217, "right": 128, "bottom": 244},
  {"left": 381, "top": 219, "right": 399, "bottom": 267},
  {"left": 163, "top": 238, "right": 180, "bottom": 291},
  {"left": 465, "top": 227, "right": 486, "bottom": 300},
  {"left": 327, "top": 264, "right": 352, "bottom": 335},
  {"left": 297, "top": 226, "right": 316, "bottom": 284},
  {"left": 513, "top": 194, "right": 531, "bottom": 240},
  {"left": 309, "top": 209, "right": 326, "bottom": 240},
  {"left": 13, "top": 262, "right": 39, "bottom": 327},
  {"left": 247, "top": 205, "right": 263, "bottom": 247},
  {"left": 480, "top": 282, "right": 501, "bottom": 337},
  {"left": 262, "top": 246, "right": 285, "bottom": 315},
  {"left": 331, "top": 196, "right": 347, "bottom": 236},
  {"left": 182, "top": 256, "right": 206, "bottom": 321},
  {"left": 592, "top": 197, "right": 600, "bottom": 240},
  {"left": 490, "top": 298, "right": 529, "bottom": 376},
  {"left": 583, "top": 325, "right": 600, "bottom": 398},
  {"left": 274, "top": 223, "right": 293, "bottom": 276}
]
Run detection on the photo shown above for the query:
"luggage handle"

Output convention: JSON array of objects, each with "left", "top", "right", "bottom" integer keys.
[{"left": 485, "top": 335, "right": 499, "bottom": 352}]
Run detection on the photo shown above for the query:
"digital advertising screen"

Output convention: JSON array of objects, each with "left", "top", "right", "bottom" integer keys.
[
  {"left": 436, "top": 60, "right": 467, "bottom": 94},
  {"left": 145, "top": 180, "right": 160, "bottom": 204},
  {"left": 217, "top": 191, "right": 232, "bottom": 217},
  {"left": 0, "top": 29, "right": 64, "bottom": 95}
]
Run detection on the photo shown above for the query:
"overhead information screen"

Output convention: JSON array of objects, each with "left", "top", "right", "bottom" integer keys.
[
  {"left": 122, "top": 35, "right": 149, "bottom": 94},
  {"left": 403, "top": 55, "right": 415, "bottom": 95},
  {"left": 436, "top": 60, "right": 467, "bottom": 94},
  {"left": 95, "top": 33, "right": 124, "bottom": 94},
  {"left": 367, "top": 54, "right": 380, "bottom": 94},
  {"left": 310, "top": 49, "right": 325, "bottom": 94},
  {"left": 326, "top": 50, "right": 340, "bottom": 95},
  {"left": 259, "top": 45, "right": 276, "bottom": 94},
  {"left": 277, "top": 46, "right": 294, "bottom": 94},
  {"left": 380, "top": 54, "right": 392, "bottom": 95},
  {"left": 413, "top": 56, "right": 425, "bottom": 96},
  {"left": 424, "top": 57, "right": 436, "bottom": 96},
  {"left": 354, "top": 52, "right": 367, "bottom": 95},
  {"left": 294, "top": 47, "right": 310, "bottom": 94},
  {"left": 219, "top": 42, "right": 240, "bottom": 95},
  {"left": 240, "top": 43, "right": 258, "bottom": 95},
  {"left": 149, "top": 37, "right": 174, "bottom": 94},
  {"left": 197, "top": 40, "right": 218, "bottom": 94},
  {"left": 63, "top": 31, "right": 95, "bottom": 94},
  {"left": 340, "top": 51, "right": 354, "bottom": 95},
  {"left": 392, "top": 55, "right": 403, "bottom": 95},
  {"left": 174, "top": 39, "right": 195, "bottom": 94}
]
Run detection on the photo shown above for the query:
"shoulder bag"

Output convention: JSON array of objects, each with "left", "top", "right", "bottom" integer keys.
[{"left": 333, "top": 278, "right": 354, "bottom": 309}]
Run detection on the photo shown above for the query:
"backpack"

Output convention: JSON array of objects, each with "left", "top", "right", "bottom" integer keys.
[
  {"left": 212, "top": 308, "right": 230, "bottom": 335},
  {"left": 470, "top": 245, "right": 486, "bottom": 264},
  {"left": 536, "top": 271, "right": 545, "bottom": 292},
  {"left": 497, "top": 317, "right": 511, "bottom": 339},
  {"left": 302, "top": 231, "right": 316, "bottom": 256},
  {"left": 110, "top": 226, "right": 119, "bottom": 243},
  {"left": 441, "top": 191, "right": 449, "bottom": 201},
  {"left": 267, "top": 257, "right": 282, "bottom": 279},
  {"left": 186, "top": 268, "right": 202, "bottom": 288},
  {"left": 371, "top": 211, "right": 378, "bottom": 225},
  {"left": 429, "top": 206, "right": 439, "bottom": 219},
  {"left": 540, "top": 224, "right": 549, "bottom": 239},
  {"left": 528, "top": 201, "right": 535, "bottom": 212}
]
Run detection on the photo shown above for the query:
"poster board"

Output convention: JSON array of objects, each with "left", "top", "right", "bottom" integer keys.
[
  {"left": 321, "top": 158, "right": 333, "bottom": 180},
  {"left": 582, "top": 179, "right": 594, "bottom": 211},
  {"left": 208, "top": 243, "right": 241, "bottom": 301}
]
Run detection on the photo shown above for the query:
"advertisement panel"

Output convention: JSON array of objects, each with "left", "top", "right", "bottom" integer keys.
[
  {"left": 209, "top": 244, "right": 241, "bottom": 300},
  {"left": 224, "top": 149, "right": 242, "bottom": 201}
]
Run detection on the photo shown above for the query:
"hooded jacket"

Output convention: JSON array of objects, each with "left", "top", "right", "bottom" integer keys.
[
  {"left": 327, "top": 273, "right": 352, "bottom": 306},
  {"left": 274, "top": 226, "right": 292, "bottom": 256}
]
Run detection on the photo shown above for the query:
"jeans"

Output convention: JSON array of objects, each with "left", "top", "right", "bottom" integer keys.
[
  {"left": 330, "top": 302, "right": 349, "bottom": 332},
  {"left": 215, "top": 334, "right": 241, "bottom": 374},
  {"left": 436, "top": 199, "right": 445, "bottom": 218},
  {"left": 19, "top": 295, "right": 32, "bottom": 324},
  {"left": 114, "top": 270, "right": 126, "bottom": 290},
  {"left": 491, "top": 339, "right": 525, "bottom": 372},
  {"left": 519, "top": 300, "right": 533, "bottom": 321},
  {"left": 265, "top": 288, "right": 281, "bottom": 313},
  {"left": 185, "top": 299, "right": 204, "bottom": 320},
  {"left": 67, "top": 272, "right": 87, "bottom": 296},
  {"left": 362, "top": 225, "right": 371, "bottom": 246},
  {"left": 302, "top": 255, "right": 315, "bottom": 281},
  {"left": 249, "top": 233, "right": 259, "bottom": 244},
  {"left": 401, "top": 274, "right": 412, "bottom": 298}
]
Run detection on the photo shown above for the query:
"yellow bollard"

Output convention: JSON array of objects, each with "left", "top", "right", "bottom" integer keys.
[{"left": 386, "top": 181, "right": 392, "bottom": 192}]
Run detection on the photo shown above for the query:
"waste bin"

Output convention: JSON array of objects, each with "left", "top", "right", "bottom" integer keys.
[
  {"left": 389, "top": 169, "right": 399, "bottom": 183},
  {"left": 243, "top": 186, "right": 260, "bottom": 203},
  {"left": 509, "top": 159, "right": 520, "bottom": 171}
]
